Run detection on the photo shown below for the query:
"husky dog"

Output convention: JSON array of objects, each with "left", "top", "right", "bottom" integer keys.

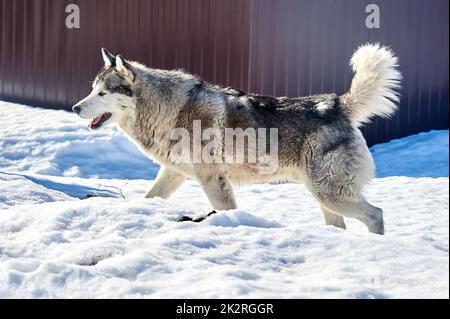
[{"left": 73, "top": 44, "right": 400, "bottom": 234}]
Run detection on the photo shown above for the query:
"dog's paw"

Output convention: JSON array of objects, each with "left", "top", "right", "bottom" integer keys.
[
  {"left": 176, "top": 215, "right": 194, "bottom": 222},
  {"left": 177, "top": 210, "right": 217, "bottom": 223}
]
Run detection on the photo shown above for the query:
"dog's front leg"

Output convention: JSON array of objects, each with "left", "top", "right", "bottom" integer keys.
[
  {"left": 145, "top": 166, "right": 185, "bottom": 199},
  {"left": 177, "top": 173, "right": 237, "bottom": 222},
  {"left": 198, "top": 174, "right": 237, "bottom": 210}
]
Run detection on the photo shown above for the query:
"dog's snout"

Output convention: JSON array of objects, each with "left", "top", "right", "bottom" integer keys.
[{"left": 72, "top": 105, "right": 81, "bottom": 114}]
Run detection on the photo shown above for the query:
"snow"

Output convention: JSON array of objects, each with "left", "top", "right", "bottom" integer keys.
[
  {"left": 371, "top": 130, "right": 449, "bottom": 178},
  {"left": 0, "top": 102, "right": 158, "bottom": 179},
  {"left": 0, "top": 100, "right": 448, "bottom": 298}
]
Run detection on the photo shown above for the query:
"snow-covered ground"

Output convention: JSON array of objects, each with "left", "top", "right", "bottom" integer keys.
[
  {"left": 371, "top": 130, "right": 449, "bottom": 178},
  {"left": 0, "top": 100, "right": 448, "bottom": 298}
]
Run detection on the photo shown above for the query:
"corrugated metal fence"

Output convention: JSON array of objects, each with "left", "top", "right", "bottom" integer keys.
[{"left": 0, "top": 0, "right": 448, "bottom": 145}]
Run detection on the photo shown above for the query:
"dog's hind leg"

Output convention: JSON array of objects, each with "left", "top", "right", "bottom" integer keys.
[
  {"left": 312, "top": 189, "right": 384, "bottom": 234},
  {"left": 320, "top": 205, "right": 346, "bottom": 229},
  {"left": 303, "top": 143, "right": 384, "bottom": 234},
  {"left": 329, "top": 198, "right": 383, "bottom": 235},
  {"left": 145, "top": 166, "right": 185, "bottom": 199}
]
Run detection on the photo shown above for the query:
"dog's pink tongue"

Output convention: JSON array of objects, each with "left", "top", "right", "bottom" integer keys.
[{"left": 88, "top": 115, "right": 103, "bottom": 128}]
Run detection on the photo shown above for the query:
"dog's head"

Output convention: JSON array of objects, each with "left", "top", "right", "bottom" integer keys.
[{"left": 72, "top": 49, "right": 137, "bottom": 130}]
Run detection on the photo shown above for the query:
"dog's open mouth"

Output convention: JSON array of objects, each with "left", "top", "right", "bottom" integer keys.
[{"left": 88, "top": 112, "right": 112, "bottom": 129}]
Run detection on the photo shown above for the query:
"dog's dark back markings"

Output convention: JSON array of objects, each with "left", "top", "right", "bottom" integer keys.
[{"left": 187, "top": 81, "right": 205, "bottom": 104}]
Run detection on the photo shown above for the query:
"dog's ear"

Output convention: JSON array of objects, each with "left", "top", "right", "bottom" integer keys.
[
  {"left": 101, "top": 48, "right": 116, "bottom": 68},
  {"left": 116, "top": 55, "right": 135, "bottom": 81}
]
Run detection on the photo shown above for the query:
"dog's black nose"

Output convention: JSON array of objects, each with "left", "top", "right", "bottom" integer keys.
[{"left": 72, "top": 105, "right": 81, "bottom": 114}]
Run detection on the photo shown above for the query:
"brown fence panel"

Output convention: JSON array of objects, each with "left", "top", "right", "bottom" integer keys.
[
  {"left": 0, "top": 0, "right": 250, "bottom": 108},
  {"left": 0, "top": 0, "right": 448, "bottom": 145},
  {"left": 248, "top": 0, "right": 449, "bottom": 145}
]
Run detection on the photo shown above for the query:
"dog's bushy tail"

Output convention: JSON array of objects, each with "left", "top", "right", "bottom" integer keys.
[{"left": 342, "top": 43, "right": 401, "bottom": 126}]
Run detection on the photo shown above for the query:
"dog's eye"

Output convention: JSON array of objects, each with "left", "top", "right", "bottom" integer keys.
[{"left": 98, "top": 91, "right": 106, "bottom": 96}]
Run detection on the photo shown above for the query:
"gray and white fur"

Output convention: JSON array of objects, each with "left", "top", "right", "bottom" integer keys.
[{"left": 73, "top": 44, "right": 401, "bottom": 234}]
